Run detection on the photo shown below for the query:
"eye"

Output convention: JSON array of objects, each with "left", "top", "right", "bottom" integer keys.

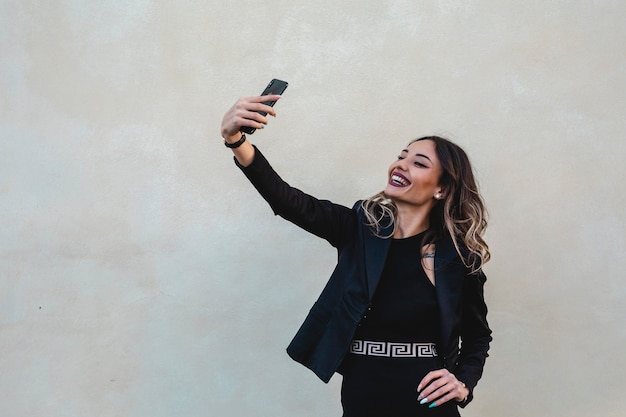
[
  {"left": 414, "top": 161, "right": 426, "bottom": 167},
  {"left": 397, "top": 155, "right": 405, "bottom": 160}
]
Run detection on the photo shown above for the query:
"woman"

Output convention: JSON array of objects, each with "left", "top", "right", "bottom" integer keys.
[{"left": 221, "top": 94, "right": 492, "bottom": 417}]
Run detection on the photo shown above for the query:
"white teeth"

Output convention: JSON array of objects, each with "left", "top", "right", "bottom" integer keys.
[{"left": 391, "top": 174, "right": 409, "bottom": 186}]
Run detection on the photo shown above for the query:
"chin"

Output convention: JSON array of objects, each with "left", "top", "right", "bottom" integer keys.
[{"left": 384, "top": 186, "right": 404, "bottom": 198}]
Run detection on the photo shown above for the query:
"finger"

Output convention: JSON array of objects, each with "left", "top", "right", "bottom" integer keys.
[
  {"left": 242, "top": 94, "right": 282, "bottom": 107},
  {"left": 421, "top": 380, "right": 455, "bottom": 404},
  {"left": 238, "top": 118, "right": 265, "bottom": 132},
  {"left": 417, "top": 379, "right": 448, "bottom": 404},
  {"left": 419, "top": 377, "right": 466, "bottom": 408},
  {"left": 236, "top": 109, "right": 271, "bottom": 127},
  {"left": 234, "top": 102, "right": 278, "bottom": 120},
  {"left": 250, "top": 103, "right": 278, "bottom": 117},
  {"left": 222, "top": 112, "right": 263, "bottom": 134},
  {"left": 425, "top": 390, "right": 459, "bottom": 409},
  {"left": 257, "top": 94, "right": 283, "bottom": 102},
  {"left": 236, "top": 94, "right": 281, "bottom": 114},
  {"left": 417, "top": 369, "right": 448, "bottom": 393},
  {"left": 417, "top": 370, "right": 456, "bottom": 403}
]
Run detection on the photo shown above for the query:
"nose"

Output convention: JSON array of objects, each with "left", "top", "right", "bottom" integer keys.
[{"left": 394, "top": 158, "right": 408, "bottom": 171}]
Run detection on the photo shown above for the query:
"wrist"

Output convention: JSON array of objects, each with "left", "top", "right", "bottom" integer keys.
[
  {"left": 223, "top": 131, "right": 243, "bottom": 144},
  {"left": 457, "top": 382, "right": 469, "bottom": 404},
  {"left": 224, "top": 132, "right": 247, "bottom": 149}
]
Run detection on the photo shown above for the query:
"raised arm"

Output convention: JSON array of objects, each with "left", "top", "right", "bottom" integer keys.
[{"left": 220, "top": 95, "right": 357, "bottom": 248}]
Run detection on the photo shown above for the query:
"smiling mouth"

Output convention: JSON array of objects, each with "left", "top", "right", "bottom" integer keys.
[{"left": 390, "top": 173, "right": 410, "bottom": 187}]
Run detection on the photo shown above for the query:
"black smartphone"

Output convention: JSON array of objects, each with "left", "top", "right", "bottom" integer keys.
[{"left": 240, "top": 78, "right": 288, "bottom": 134}]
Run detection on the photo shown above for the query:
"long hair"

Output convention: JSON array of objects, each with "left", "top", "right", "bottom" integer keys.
[{"left": 361, "top": 136, "right": 490, "bottom": 272}]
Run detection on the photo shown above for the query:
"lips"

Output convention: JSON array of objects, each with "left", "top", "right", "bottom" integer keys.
[{"left": 389, "top": 172, "right": 410, "bottom": 187}]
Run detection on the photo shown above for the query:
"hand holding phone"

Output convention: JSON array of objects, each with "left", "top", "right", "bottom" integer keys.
[{"left": 240, "top": 79, "right": 288, "bottom": 134}]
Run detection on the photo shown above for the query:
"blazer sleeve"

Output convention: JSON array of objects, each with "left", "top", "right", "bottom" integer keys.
[
  {"left": 455, "top": 269, "right": 492, "bottom": 407},
  {"left": 235, "top": 146, "right": 357, "bottom": 248}
]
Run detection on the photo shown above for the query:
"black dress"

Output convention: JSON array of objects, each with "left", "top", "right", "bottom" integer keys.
[{"left": 340, "top": 233, "right": 461, "bottom": 417}]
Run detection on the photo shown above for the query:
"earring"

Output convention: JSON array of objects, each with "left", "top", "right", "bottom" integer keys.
[{"left": 435, "top": 193, "right": 442, "bottom": 200}]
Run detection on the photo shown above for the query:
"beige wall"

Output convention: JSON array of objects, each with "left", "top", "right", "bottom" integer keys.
[{"left": 2, "top": 1, "right": 625, "bottom": 416}]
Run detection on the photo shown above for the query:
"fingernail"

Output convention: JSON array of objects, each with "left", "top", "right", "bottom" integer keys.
[
  {"left": 261, "top": 125, "right": 264, "bottom": 129},
  {"left": 419, "top": 398, "right": 428, "bottom": 405},
  {"left": 428, "top": 402, "right": 437, "bottom": 409}
]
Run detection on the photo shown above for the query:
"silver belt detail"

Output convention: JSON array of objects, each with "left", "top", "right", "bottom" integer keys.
[{"left": 349, "top": 340, "right": 437, "bottom": 358}]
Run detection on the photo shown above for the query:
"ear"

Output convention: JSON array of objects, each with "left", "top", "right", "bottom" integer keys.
[{"left": 434, "top": 189, "right": 446, "bottom": 200}]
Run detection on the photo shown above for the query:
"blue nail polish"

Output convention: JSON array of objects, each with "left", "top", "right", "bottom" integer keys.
[
  {"left": 419, "top": 398, "right": 428, "bottom": 405},
  {"left": 428, "top": 402, "right": 437, "bottom": 409}
]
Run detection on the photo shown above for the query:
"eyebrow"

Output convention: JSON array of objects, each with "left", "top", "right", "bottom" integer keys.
[{"left": 402, "top": 149, "right": 432, "bottom": 162}]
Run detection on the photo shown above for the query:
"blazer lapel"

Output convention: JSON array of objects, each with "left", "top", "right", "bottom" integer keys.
[
  {"left": 434, "top": 236, "right": 465, "bottom": 349},
  {"left": 361, "top": 221, "right": 393, "bottom": 301}
]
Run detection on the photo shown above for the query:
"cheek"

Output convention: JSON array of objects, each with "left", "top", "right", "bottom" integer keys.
[{"left": 412, "top": 172, "right": 439, "bottom": 190}]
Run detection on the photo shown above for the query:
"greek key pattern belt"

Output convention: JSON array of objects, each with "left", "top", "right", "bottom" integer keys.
[{"left": 349, "top": 340, "right": 438, "bottom": 358}]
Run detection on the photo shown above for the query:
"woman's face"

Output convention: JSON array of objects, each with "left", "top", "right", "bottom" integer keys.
[{"left": 384, "top": 140, "right": 444, "bottom": 208}]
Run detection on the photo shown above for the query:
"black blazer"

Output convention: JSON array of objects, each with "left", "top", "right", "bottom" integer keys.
[{"left": 237, "top": 147, "right": 491, "bottom": 405}]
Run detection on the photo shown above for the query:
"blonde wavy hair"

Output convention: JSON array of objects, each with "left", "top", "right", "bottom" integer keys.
[{"left": 361, "top": 136, "right": 490, "bottom": 272}]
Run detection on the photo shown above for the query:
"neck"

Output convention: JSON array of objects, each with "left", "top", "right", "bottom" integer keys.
[{"left": 393, "top": 202, "right": 432, "bottom": 239}]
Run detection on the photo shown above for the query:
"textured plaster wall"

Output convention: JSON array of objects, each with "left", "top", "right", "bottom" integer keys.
[{"left": 1, "top": 1, "right": 625, "bottom": 416}]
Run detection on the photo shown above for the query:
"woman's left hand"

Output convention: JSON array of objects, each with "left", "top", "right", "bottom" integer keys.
[{"left": 417, "top": 369, "right": 469, "bottom": 408}]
